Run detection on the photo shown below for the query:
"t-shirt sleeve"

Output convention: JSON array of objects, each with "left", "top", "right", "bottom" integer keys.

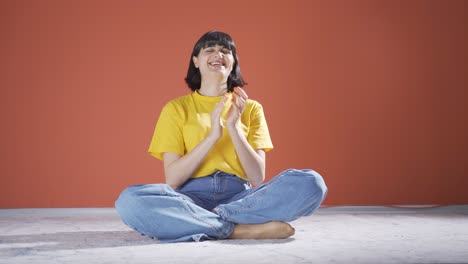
[
  {"left": 148, "top": 102, "right": 185, "bottom": 160},
  {"left": 247, "top": 103, "right": 274, "bottom": 152}
]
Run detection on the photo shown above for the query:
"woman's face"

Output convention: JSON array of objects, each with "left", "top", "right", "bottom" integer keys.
[{"left": 193, "top": 45, "right": 235, "bottom": 80}]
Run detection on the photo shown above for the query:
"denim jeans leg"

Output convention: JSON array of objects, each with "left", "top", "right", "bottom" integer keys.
[
  {"left": 115, "top": 183, "right": 234, "bottom": 242},
  {"left": 213, "top": 169, "right": 328, "bottom": 224}
]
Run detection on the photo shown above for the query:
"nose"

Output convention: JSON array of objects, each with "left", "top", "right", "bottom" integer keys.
[{"left": 214, "top": 50, "right": 224, "bottom": 58}]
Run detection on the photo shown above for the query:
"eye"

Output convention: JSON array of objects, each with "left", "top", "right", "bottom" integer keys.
[{"left": 222, "top": 49, "right": 232, "bottom": 54}]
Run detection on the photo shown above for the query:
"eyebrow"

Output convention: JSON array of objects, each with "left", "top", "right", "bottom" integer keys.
[
  {"left": 205, "top": 46, "right": 231, "bottom": 51},
  {"left": 204, "top": 43, "right": 231, "bottom": 49}
]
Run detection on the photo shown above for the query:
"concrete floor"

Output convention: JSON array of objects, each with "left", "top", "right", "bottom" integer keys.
[{"left": 1, "top": 206, "right": 467, "bottom": 264}]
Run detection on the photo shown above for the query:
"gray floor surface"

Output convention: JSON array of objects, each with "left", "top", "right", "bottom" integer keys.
[{"left": 1, "top": 206, "right": 467, "bottom": 264}]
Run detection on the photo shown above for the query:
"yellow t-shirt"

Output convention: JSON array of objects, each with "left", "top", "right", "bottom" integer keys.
[{"left": 148, "top": 90, "right": 273, "bottom": 181}]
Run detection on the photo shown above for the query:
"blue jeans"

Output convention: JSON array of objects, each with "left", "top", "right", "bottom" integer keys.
[{"left": 115, "top": 169, "right": 327, "bottom": 243}]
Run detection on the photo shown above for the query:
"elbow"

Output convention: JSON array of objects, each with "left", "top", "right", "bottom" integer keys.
[
  {"left": 249, "top": 171, "right": 265, "bottom": 187},
  {"left": 165, "top": 178, "right": 180, "bottom": 190},
  {"left": 164, "top": 171, "right": 181, "bottom": 190},
  {"left": 251, "top": 179, "right": 263, "bottom": 187},
  {"left": 168, "top": 184, "right": 179, "bottom": 190},
  {"left": 254, "top": 159, "right": 266, "bottom": 186}
]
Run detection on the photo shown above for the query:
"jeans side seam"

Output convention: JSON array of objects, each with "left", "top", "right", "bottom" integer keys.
[
  {"left": 160, "top": 184, "right": 229, "bottom": 239},
  {"left": 178, "top": 190, "right": 231, "bottom": 239},
  {"left": 222, "top": 177, "right": 284, "bottom": 218}
]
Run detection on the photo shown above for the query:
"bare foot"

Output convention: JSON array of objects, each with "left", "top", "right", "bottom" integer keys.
[{"left": 229, "top": 221, "right": 295, "bottom": 240}]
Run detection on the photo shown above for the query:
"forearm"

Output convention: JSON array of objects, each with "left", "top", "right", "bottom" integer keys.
[
  {"left": 165, "top": 134, "right": 218, "bottom": 189},
  {"left": 228, "top": 124, "right": 265, "bottom": 186},
  {"left": 165, "top": 94, "right": 228, "bottom": 189}
]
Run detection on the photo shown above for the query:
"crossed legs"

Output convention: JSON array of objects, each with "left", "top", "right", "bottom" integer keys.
[{"left": 115, "top": 169, "right": 327, "bottom": 242}]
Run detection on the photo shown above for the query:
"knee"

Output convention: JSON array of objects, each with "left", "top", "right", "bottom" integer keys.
[
  {"left": 305, "top": 170, "right": 328, "bottom": 198},
  {"left": 115, "top": 184, "right": 175, "bottom": 214},
  {"left": 115, "top": 185, "right": 143, "bottom": 215},
  {"left": 282, "top": 169, "right": 328, "bottom": 199}
]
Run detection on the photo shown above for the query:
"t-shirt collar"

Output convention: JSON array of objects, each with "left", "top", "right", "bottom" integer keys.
[{"left": 193, "top": 90, "right": 229, "bottom": 103}]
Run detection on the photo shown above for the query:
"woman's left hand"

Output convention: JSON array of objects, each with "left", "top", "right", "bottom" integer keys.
[{"left": 226, "top": 86, "right": 248, "bottom": 128}]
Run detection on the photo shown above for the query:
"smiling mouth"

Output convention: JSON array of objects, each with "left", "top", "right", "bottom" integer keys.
[{"left": 209, "top": 61, "right": 225, "bottom": 67}]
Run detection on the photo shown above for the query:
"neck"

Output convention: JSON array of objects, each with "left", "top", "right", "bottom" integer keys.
[{"left": 198, "top": 78, "right": 228, "bottom": 96}]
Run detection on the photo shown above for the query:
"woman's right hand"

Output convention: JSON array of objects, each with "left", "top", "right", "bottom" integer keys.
[
  {"left": 209, "top": 93, "right": 229, "bottom": 141},
  {"left": 163, "top": 94, "right": 228, "bottom": 189}
]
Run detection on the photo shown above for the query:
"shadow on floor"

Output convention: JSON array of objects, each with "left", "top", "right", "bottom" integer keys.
[
  {"left": 0, "top": 231, "right": 157, "bottom": 256},
  {"left": 216, "top": 238, "right": 295, "bottom": 245}
]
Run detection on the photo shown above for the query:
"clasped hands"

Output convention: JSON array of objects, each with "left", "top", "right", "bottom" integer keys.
[{"left": 209, "top": 86, "right": 248, "bottom": 140}]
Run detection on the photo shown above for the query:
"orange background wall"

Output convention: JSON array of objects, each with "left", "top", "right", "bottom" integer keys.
[{"left": 1, "top": 0, "right": 467, "bottom": 208}]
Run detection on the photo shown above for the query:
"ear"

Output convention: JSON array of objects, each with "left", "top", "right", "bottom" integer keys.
[{"left": 192, "top": 56, "right": 199, "bottom": 68}]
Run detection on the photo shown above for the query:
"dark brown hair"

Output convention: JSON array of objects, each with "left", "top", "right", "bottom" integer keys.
[{"left": 184, "top": 31, "right": 247, "bottom": 92}]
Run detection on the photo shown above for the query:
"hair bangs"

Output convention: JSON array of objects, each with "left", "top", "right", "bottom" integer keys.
[
  {"left": 195, "top": 31, "right": 235, "bottom": 52},
  {"left": 202, "top": 40, "right": 233, "bottom": 50}
]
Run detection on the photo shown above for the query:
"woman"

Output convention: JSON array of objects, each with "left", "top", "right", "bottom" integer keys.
[{"left": 115, "top": 31, "right": 327, "bottom": 242}]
